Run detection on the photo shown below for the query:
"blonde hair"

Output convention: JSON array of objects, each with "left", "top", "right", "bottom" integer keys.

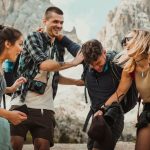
[{"left": 124, "top": 29, "right": 150, "bottom": 73}]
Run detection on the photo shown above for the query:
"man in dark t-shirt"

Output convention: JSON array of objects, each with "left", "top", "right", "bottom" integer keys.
[{"left": 81, "top": 39, "right": 124, "bottom": 150}]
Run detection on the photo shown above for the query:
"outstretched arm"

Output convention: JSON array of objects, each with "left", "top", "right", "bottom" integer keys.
[
  {"left": 5, "top": 77, "right": 27, "bottom": 93},
  {"left": 58, "top": 74, "right": 84, "bottom": 86},
  {"left": 105, "top": 70, "right": 133, "bottom": 106},
  {"left": 25, "top": 32, "right": 83, "bottom": 73},
  {"left": 60, "top": 35, "right": 81, "bottom": 57},
  {"left": 40, "top": 50, "right": 84, "bottom": 72}
]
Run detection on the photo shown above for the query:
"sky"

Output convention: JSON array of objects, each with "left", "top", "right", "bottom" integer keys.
[{"left": 51, "top": 0, "right": 120, "bottom": 42}]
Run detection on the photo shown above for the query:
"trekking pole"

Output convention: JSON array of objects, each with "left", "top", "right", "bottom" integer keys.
[{"left": 3, "top": 94, "right": 6, "bottom": 109}]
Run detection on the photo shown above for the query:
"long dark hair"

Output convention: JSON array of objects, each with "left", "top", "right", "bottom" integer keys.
[{"left": 0, "top": 25, "right": 22, "bottom": 55}]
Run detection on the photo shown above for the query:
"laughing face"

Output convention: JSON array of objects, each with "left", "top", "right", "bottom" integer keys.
[
  {"left": 44, "top": 12, "right": 64, "bottom": 38},
  {"left": 7, "top": 36, "right": 23, "bottom": 62},
  {"left": 124, "top": 31, "right": 137, "bottom": 57}
]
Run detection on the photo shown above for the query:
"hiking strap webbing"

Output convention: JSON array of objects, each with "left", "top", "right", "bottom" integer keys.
[
  {"left": 137, "top": 96, "right": 142, "bottom": 121},
  {"left": 82, "top": 108, "right": 94, "bottom": 132},
  {"left": 2, "top": 95, "right": 6, "bottom": 109}
]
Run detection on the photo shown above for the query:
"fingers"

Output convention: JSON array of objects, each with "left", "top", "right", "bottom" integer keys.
[
  {"left": 16, "top": 77, "right": 27, "bottom": 83},
  {"left": 76, "top": 49, "right": 83, "bottom": 56},
  {"left": 17, "top": 111, "right": 27, "bottom": 117},
  {"left": 56, "top": 34, "right": 63, "bottom": 41},
  {"left": 94, "top": 110, "right": 103, "bottom": 117},
  {"left": 37, "top": 27, "right": 43, "bottom": 32},
  {"left": 8, "top": 111, "right": 27, "bottom": 125}
]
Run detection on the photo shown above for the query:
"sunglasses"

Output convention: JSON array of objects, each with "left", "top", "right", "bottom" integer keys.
[{"left": 121, "top": 37, "right": 133, "bottom": 47}]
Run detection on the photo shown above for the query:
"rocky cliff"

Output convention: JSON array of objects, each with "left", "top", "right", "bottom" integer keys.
[
  {"left": 1, "top": 0, "right": 149, "bottom": 143},
  {"left": 98, "top": 0, "right": 150, "bottom": 50},
  {"left": 0, "top": 0, "right": 81, "bottom": 44}
]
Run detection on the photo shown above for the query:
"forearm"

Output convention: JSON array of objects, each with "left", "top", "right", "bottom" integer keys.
[
  {"left": 105, "top": 71, "right": 132, "bottom": 106},
  {"left": 40, "top": 59, "right": 76, "bottom": 72},
  {"left": 5, "top": 86, "right": 15, "bottom": 93},
  {"left": 105, "top": 89, "right": 125, "bottom": 106},
  {"left": 0, "top": 108, "right": 11, "bottom": 120},
  {"left": 59, "top": 75, "right": 83, "bottom": 85}
]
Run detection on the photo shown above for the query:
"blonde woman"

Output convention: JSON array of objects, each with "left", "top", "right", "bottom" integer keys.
[
  {"left": 104, "top": 29, "right": 150, "bottom": 150},
  {"left": 0, "top": 25, "right": 27, "bottom": 149}
]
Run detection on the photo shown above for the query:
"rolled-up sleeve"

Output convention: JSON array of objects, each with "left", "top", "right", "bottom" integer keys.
[
  {"left": 24, "top": 32, "right": 48, "bottom": 66},
  {"left": 60, "top": 36, "right": 81, "bottom": 57}
]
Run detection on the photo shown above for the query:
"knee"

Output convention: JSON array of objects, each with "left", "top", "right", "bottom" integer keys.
[
  {"left": 11, "top": 138, "right": 23, "bottom": 150},
  {"left": 34, "top": 143, "right": 50, "bottom": 150}
]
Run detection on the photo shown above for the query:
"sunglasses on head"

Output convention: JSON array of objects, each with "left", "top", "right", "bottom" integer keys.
[{"left": 121, "top": 37, "right": 133, "bottom": 47}]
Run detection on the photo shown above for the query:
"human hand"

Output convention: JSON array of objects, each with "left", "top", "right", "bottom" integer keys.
[
  {"left": 71, "top": 50, "right": 84, "bottom": 66},
  {"left": 37, "top": 26, "right": 44, "bottom": 32},
  {"left": 94, "top": 110, "right": 103, "bottom": 117},
  {"left": 7, "top": 110, "right": 27, "bottom": 125},
  {"left": 11, "top": 77, "right": 27, "bottom": 92},
  {"left": 56, "top": 34, "right": 64, "bottom": 41}
]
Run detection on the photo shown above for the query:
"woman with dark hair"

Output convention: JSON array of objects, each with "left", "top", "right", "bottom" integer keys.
[
  {"left": 0, "top": 25, "right": 27, "bottom": 149},
  {"left": 105, "top": 29, "right": 150, "bottom": 150}
]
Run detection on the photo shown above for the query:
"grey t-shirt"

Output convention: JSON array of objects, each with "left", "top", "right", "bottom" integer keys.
[{"left": 0, "top": 74, "right": 6, "bottom": 107}]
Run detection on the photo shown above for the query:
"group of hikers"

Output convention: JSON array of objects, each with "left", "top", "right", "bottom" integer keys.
[{"left": 0, "top": 6, "right": 150, "bottom": 150}]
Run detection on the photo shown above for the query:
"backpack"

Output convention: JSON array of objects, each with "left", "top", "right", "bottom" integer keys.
[
  {"left": 109, "top": 60, "right": 138, "bottom": 113},
  {"left": 82, "top": 50, "right": 139, "bottom": 131}
]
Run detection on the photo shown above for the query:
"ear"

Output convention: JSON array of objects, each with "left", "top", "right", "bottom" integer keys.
[
  {"left": 42, "top": 17, "right": 46, "bottom": 25},
  {"left": 5, "top": 40, "right": 11, "bottom": 49}
]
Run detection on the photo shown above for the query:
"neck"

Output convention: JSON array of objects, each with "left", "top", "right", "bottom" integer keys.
[
  {"left": 44, "top": 28, "right": 55, "bottom": 44},
  {"left": 136, "top": 59, "right": 149, "bottom": 73}
]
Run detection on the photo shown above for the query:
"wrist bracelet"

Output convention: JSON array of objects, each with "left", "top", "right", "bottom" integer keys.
[{"left": 100, "top": 104, "right": 109, "bottom": 114}]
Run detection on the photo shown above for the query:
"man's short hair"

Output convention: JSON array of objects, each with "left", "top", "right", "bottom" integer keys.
[
  {"left": 45, "top": 6, "right": 63, "bottom": 19},
  {"left": 81, "top": 39, "right": 103, "bottom": 64}
]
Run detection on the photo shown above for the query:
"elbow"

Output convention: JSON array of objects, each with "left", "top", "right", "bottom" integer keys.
[{"left": 39, "top": 60, "right": 58, "bottom": 72}]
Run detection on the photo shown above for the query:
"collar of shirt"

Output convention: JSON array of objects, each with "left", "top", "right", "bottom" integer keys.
[{"left": 44, "top": 32, "right": 55, "bottom": 46}]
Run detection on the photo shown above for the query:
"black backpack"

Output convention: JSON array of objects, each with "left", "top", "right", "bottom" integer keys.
[
  {"left": 109, "top": 60, "right": 138, "bottom": 113},
  {"left": 83, "top": 50, "right": 138, "bottom": 113},
  {"left": 82, "top": 50, "right": 139, "bottom": 131}
]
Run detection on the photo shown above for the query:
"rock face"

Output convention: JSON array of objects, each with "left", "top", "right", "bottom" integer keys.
[
  {"left": 98, "top": 0, "right": 150, "bottom": 50},
  {"left": 1, "top": 0, "right": 148, "bottom": 144},
  {"left": 0, "top": 0, "right": 81, "bottom": 43}
]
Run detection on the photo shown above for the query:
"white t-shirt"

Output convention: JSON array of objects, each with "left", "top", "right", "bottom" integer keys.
[{"left": 11, "top": 70, "right": 54, "bottom": 111}]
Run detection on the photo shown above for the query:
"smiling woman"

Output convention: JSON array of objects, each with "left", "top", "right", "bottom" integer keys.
[
  {"left": 0, "top": 25, "right": 27, "bottom": 150},
  {"left": 0, "top": 25, "right": 23, "bottom": 62}
]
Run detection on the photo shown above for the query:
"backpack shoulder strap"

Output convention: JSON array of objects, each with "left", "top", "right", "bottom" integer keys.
[{"left": 109, "top": 61, "right": 122, "bottom": 81}]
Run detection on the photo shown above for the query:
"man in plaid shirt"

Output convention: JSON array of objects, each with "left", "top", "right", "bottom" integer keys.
[{"left": 10, "top": 6, "right": 83, "bottom": 150}]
